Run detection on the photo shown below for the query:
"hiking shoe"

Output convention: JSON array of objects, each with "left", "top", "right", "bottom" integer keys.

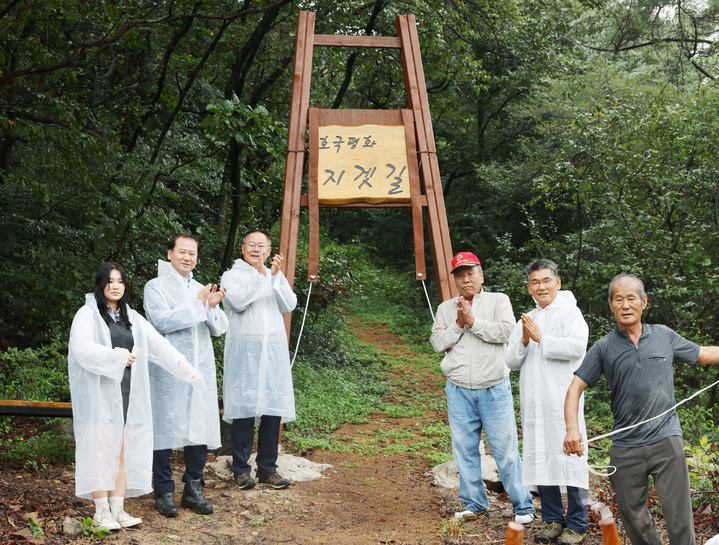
[
  {"left": 234, "top": 472, "right": 256, "bottom": 489},
  {"left": 534, "top": 521, "right": 564, "bottom": 543},
  {"left": 109, "top": 505, "right": 142, "bottom": 528},
  {"left": 556, "top": 528, "right": 587, "bottom": 545},
  {"left": 155, "top": 492, "right": 178, "bottom": 518},
  {"left": 515, "top": 512, "right": 536, "bottom": 525},
  {"left": 256, "top": 471, "right": 291, "bottom": 489},
  {"left": 93, "top": 505, "right": 121, "bottom": 531},
  {"left": 453, "top": 509, "right": 487, "bottom": 520},
  {"left": 180, "top": 479, "right": 213, "bottom": 515}
]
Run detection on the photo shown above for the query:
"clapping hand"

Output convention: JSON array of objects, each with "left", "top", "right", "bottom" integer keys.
[
  {"left": 207, "top": 285, "right": 227, "bottom": 308},
  {"left": 270, "top": 252, "right": 284, "bottom": 277}
]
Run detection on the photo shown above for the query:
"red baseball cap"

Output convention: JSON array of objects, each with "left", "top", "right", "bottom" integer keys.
[{"left": 451, "top": 252, "right": 482, "bottom": 273}]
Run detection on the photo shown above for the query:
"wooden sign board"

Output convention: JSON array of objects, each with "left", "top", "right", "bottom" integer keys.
[
  {"left": 317, "top": 124, "right": 410, "bottom": 204},
  {"left": 307, "top": 108, "right": 424, "bottom": 280}
]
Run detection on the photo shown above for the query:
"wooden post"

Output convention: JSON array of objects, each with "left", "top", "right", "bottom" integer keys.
[
  {"left": 396, "top": 14, "right": 455, "bottom": 300},
  {"left": 279, "top": 10, "right": 316, "bottom": 336}
]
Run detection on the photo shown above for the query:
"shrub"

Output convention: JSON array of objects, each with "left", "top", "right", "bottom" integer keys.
[{"left": 0, "top": 329, "right": 70, "bottom": 402}]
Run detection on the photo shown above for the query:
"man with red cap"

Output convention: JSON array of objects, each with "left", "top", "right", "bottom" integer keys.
[{"left": 431, "top": 252, "right": 536, "bottom": 524}]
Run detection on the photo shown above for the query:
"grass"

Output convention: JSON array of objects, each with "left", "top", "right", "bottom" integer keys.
[{"left": 284, "top": 258, "right": 454, "bottom": 464}]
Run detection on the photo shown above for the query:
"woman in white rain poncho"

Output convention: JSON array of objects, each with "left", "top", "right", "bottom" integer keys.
[{"left": 68, "top": 262, "right": 205, "bottom": 530}]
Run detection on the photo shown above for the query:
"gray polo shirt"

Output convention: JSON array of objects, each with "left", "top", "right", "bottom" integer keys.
[{"left": 575, "top": 323, "right": 699, "bottom": 447}]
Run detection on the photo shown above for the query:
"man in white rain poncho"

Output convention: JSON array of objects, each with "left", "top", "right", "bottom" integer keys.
[
  {"left": 144, "top": 234, "right": 228, "bottom": 517},
  {"left": 68, "top": 262, "right": 205, "bottom": 530},
  {"left": 221, "top": 229, "right": 297, "bottom": 490},
  {"left": 505, "top": 259, "right": 589, "bottom": 545}
]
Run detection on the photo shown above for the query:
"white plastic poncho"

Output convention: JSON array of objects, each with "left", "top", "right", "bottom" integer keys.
[
  {"left": 220, "top": 259, "right": 297, "bottom": 424},
  {"left": 504, "top": 290, "right": 589, "bottom": 490},
  {"left": 143, "top": 260, "right": 228, "bottom": 450},
  {"left": 68, "top": 294, "right": 203, "bottom": 499}
]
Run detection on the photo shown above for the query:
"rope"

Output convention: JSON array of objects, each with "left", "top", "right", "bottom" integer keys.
[
  {"left": 584, "top": 376, "right": 719, "bottom": 477},
  {"left": 421, "top": 279, "right": 435, "bottom": 322},
  {"left": 587, "top": 377, "right": 719, "bottom": 444},
  {"left": 290, "top": 279, "right": 314, "bottom": 368}
]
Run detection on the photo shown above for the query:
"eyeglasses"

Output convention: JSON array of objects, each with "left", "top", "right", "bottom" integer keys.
[
  {"left": 529, "top": 277, "right": 557, "bottom": 287},
  {"left": 245, "top": 242, "right": 267, "bottom": 249}
]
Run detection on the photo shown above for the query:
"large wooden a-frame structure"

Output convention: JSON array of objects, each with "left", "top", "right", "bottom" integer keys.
[{"left": 278, "top": 11, "right": 455, "bottom": 309}]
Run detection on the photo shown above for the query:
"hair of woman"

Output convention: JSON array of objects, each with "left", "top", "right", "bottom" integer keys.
[{"left": 93, "top": 262, "right": 132, "bottom": 329}]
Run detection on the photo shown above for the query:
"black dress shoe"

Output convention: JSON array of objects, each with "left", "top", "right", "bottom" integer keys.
[
  {"left": 180, "top": 479, "right": 213, "bottom": 514},
  {"left": 155, "top": 492, "right": 179, "bottom": 518}
]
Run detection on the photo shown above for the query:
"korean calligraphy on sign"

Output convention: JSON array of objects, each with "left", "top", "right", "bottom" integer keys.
[{"left": 317, "top": 124, "right": 411, "bottom": 204}]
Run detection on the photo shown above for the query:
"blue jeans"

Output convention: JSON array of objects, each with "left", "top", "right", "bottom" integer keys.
[{"left": 446, "top": 379, "right": 535, "bottom": 516}]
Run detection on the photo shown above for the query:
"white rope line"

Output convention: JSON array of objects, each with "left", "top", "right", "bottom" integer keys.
[
  {"left": 421, "top": 279, "right": 435, "bottom": 322},
  {"left": 584, "top": 376, "right": 719, "bottom": 477},
  {"left": 290, "top": 279, "right": 314, "bottom": 369},
  {"left": 587, "top": 377, "right": 719, "bottom": 444}
]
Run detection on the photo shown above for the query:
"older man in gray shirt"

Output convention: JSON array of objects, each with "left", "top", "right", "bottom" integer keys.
[
  {"left": 564, "top": 273, "right": 719, "bottom": 545},
  {"left": 431, "top": 251, "right": 535, "bottom": 525}
]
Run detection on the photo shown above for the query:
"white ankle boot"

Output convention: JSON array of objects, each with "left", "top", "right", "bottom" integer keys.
[
  {"left": 109, "top": 497, "right": 142, "bottom": 528},
  {"left": 93, "top": 498, "right": 121, "bottom": 530}
]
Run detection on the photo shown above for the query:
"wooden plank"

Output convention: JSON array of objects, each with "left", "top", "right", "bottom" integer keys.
[
  {"left": 307, "top": 108, "right": 320, "bottom": 281},
  {"left": 316, "top": 114, "right": 410, "bottom": 205},
  {"left": 0, "top": 400, "right": 73, "bottom": 417},
  {"left": 402, "top": 16, "right": 453, "bottom": 291},
  {"left": 396, "top": 14, "right": 454, "bottom": 302},
  {"left": 402, "top": 108, "right": 426, "bottom": 281},
  {"left": 313, "top": 34, "right": 401, "bottom": 49},
  {"left": 318, "top": 109, "right": 403, "bottom": 126},
  {"left": 0, "top": 400, "right": 231, "bottom": 418},
  {"left": 280, "top": 10, "right": 316, "bottom": 292},
  {"left": 299, "top": 196, "right": 425, "bottom": 208}
]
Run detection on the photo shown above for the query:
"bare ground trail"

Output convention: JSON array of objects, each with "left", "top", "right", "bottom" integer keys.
[{"left": 2, "top": 318, "right": 713, "bottom": 544}]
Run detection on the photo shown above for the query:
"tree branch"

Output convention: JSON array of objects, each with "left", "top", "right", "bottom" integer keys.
[
  {"left": 0, "top": 0, "right": 22, "bottom": 20},
  {"left": 579, "top": 37, "right": 715, "bottom": 54},
  {"left": 0, "top": 0, "right": 289, "bottom": 85},
  {"left": 691, "top": 60, "right": 715, "bottom": 79},
  {"left": 331, "top": 0, "right": 387, "bottom": 109}
]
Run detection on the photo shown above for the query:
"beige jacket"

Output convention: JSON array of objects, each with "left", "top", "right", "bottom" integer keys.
[{"left": 430, "top": 290, "right": 515, "bottom": 390}]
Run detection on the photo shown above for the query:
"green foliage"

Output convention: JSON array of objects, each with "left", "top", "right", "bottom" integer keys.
[
  {"left": 3, "top": 0, "right": 719, "bottom": 485},
  {"left": 77, "top": 517, "right": 112, "bottom": 538},
  {"left": 0, "top": 330, "right": 70, "bottom": 402},
  {"left": 285, "top": 350, "right": 389, "bottom": 442},
  {"left": 685, "top": 436, "right": 719, "bottom": 512},
  {"left": 0, "top": 418, "right": 74, "bottom": 462},
  {"left": 27, "top": 516, "right": 44, "bottom": 537}
]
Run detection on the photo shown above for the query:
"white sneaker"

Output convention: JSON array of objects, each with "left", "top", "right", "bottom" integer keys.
[
  {"left": 514, "top": 512, "right": 535, "bottom": 525},
  {"left": 93, "top": 506, "right": 121, "bottom": 530},
  {"left": 454, "top": 510, "right": 479, "bottom": 520},
  {"left": 110, "top": 505, "right": 142, "bottom": 528}
]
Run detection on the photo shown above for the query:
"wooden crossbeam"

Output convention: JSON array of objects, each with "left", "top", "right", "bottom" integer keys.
[{"left": 0, "top": 400, "right": 73, "bottom": 417}]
